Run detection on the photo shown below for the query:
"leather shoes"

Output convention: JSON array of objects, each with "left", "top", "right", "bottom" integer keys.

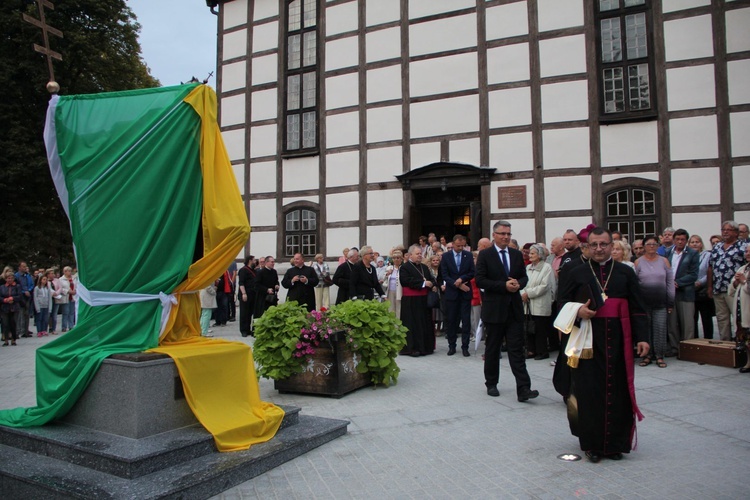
[
  {"left": 606, "top": 452, "right": 623, "bottom": 461},
  {"left": 462, "top": 348, "right": 470, "bottom": 357},
  {"left": 447, "top": 346, "right": 456, "bottom": 356},
  {"left": 517, "top": 389, "right": 539, "bottom": 402},
  {"left": 585, "top": 451, "right": 601, "bottom": 463},
  {"left": 739, "top": 367, "right": 750, "bottom": 373},
  {"left": 486, "top": 385, "right": 500, "bottom": 397},
  {"left": 534, "top": 353, "right": 549, "bottom": 360},
  {"left": 409, "top": 351, "right": 421, "bottom": 357}
]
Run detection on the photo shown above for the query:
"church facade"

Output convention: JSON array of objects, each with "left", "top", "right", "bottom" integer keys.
[{"left": 213, "top": 0, "right": 750, "bottom": 259}]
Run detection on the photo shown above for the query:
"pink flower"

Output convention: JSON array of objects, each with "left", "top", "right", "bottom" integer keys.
[{"left": 296, "top": 343, "right": 302, "bottom": 349}]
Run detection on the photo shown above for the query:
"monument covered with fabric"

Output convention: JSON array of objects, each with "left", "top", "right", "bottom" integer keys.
[{"left": 0, "top": 83, "right": 284, "bottom": 452}]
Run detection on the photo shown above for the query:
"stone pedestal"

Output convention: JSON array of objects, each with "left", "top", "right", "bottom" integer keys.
[
  {"left": 0, "top": 352, "right": 348, "bottom": 498},
  {"left": 62, "top": 352, "right": 197, "bottom": 438}
]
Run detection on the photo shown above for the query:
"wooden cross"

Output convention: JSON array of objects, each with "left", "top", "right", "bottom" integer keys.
[{"left": 22, "top": 0, "right": 63, "bottom": 91}]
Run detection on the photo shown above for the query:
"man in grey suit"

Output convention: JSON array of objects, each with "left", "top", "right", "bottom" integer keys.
[
  {"left": 664, "top": 228, "right": 699, "bottom": 355},
  {"left": 476, "top": 221, "right": 539, "bottom": 401},
  {"left": 439, "top": 234, "right": 475, "bottom": 356}
]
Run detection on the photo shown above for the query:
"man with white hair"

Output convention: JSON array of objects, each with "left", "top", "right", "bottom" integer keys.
[
  {"left": 332, "top": 248, "right": 359, "bottom": 304},
  {"left": 708, "top": 221, "right": 748, "bottom": 340}
]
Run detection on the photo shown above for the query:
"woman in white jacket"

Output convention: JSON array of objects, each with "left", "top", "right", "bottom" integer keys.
[{"left": 521, "top": 244, "right": 556, "bottom": 360}]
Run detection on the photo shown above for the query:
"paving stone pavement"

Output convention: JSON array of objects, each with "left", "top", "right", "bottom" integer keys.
[{"left": 1, "top": 320, "right": 748, "bottom": 499}]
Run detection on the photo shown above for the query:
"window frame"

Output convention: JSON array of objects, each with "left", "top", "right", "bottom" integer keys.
[
  {"left": 604, "top": 185, "right": 660, "bottom": 243},
  {"left": 282, "top": 0, "right": 320, "bottom": 157},
  {"left": 595, "top": 0, "right": 657, "bottom": 123},
  {"left": 283, "top": 205, "right": 319, "bottom": 258}
]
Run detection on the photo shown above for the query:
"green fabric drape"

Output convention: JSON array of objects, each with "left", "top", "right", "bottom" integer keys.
[{"left": 0, "top": 84, "right": 204, "bottom": 426}]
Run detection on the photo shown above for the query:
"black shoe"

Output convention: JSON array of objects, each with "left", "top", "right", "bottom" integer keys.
[
  {"left": 21, "top": 333, "right": 32, "bottom": 338},
  {"left": 228, "top": 318, "right": 236, "bottom": 322},
  {"left": 739, "top": 367, "right": 750, "bottom": 373},
  {"left": 409, "top": 351, "right": 421, "bottom": 357},
  {"left": 534, "top": 353, "right": 549, "bottom": 360},
  {"left": 517, "top": 389, "right": 539, "bottom": 402},
  {"left": 486, "top": 385, "right": 500, "bottom": 397},
  {"left": 606, "top": 452, "right": 623, "bottom": 461},
  {"left": 462, "top": 348, "right": 470, "bottom": 357},
  {"left": 585, "top": 451, "right": 602, "bottom": 463},
  {"left": 447, "top": 346, "right": 456, "bottom": 356},
  {"left": 664, "top": 350, "right": 677, "bottom": 358},
  {"left": 241, "top": 333, "right": 249, "bottom": 337}
]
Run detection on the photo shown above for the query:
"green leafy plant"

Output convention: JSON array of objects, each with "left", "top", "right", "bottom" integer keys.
[
  {"left": 252, "top": 301, "right": 310, "bottom": 380},
  {"left": 327, "top": 299, "right": 407, "bottom": 386}
]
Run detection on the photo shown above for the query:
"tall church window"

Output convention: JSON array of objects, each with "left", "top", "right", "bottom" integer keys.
[
  {"left": 284, "top": 0, "right": 318, "bottom": 154},
  {"left": 285, "top": 207, "right": 318, "bottom": 257},
  {"left": 596, "top": 0, "right": 656, "bottom": 121},
  {"left": 605, "top": 187, "right": 659, "bottom": 242}
]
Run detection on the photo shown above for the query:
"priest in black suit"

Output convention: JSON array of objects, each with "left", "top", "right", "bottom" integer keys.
[
  {"left": 475, "top": 221, "right": 538, "bottom": 402},
  {"left": 282, "top": 253, "right": 319, "bottom": 312}
]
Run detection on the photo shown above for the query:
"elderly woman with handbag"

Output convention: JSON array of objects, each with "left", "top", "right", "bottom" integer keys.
[{"left": 521, "top": 244, "right": 556, "bottom": 360}]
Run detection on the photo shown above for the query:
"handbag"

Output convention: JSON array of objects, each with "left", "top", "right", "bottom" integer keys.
[
  {"left": 524, "top": 303, "right": 535, "bottom": 337},
  {"left": 427, "top": 289, "right": 440, "bottom": 309},
  {"left": 323, "top": 276, "right": 333, "bottom": 287},
  {"left": 264, "top": 293, "right": 277, "bottom": 305}
]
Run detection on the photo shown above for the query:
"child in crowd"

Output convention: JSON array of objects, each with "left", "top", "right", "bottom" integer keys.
[
  {"left": 200, "top": 281, "right": 217, "bottom": 337},
  {"left": 33, "top": 274, "right": 50, "bottom": 337}
]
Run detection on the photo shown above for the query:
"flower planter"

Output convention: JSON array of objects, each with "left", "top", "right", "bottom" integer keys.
[{"left": 274, "top": 331, "right": 370, "bottom": 398}]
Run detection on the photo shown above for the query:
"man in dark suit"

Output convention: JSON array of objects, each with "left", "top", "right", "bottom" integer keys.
[
  {"left": 664, "top": 228, "right": 700, "bottom": 354},
  {"left": 254, "top": 256, "right": 279, "bottom": 319},
  {"left": 332, "top": 248, "right": 359, "bottom": 304},
  {"left": 476, "top": 221, "right": 539, "bottom": 401},
  {"left": 439, "top": 234, "right": 475, "bottom": 356},
  {"left": 282, "top": 253, "right": 319, "bottom": 312}
]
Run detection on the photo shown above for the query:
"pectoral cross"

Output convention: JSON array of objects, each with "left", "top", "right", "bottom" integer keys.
[{"left": 22, "top": 0, "right": 63, "bottom": 93}]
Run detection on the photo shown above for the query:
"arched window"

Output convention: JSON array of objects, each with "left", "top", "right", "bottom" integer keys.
[
  {"left": 284, "top": 207, "right": 317, "bottom": 257},
  {"left": 605, "top": 186, "right": 659, "bottom": 242}
]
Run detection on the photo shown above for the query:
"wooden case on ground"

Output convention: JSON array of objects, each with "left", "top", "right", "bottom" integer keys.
[{"left": 679, "top": 339, "right": 747, "bottom": 368}]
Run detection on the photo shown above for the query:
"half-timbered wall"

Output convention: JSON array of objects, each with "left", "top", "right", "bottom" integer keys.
[{"left": 216, "top": 0, "right": 750, "bottom": 259}]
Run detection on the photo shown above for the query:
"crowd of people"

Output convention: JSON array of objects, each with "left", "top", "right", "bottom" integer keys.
[
  {"left": 202, "top": 219, "right": 749, "bottom": 464},
  {"left": 0, "top": 263, "right": 76, "bottom": 346},
  {"left": 3, "top": 217, "right": 749, "bottom": 468}
]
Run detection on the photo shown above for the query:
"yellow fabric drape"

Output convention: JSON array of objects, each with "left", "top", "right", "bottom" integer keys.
[{"left": 149, "top": 85, "right": 284, "bottom": 452}]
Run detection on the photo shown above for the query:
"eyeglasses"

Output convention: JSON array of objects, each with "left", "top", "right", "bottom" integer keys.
[
  {"left": 494, "top": 232, "right": 511, "bottom": 236},
  {"left": 589, "top": 243, "right": 611, "bottom": 249}
]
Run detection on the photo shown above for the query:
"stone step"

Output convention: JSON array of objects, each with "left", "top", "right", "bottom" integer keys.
[
  {"left": 0, "top": 405, "right": 301, "bottom": 480},
  {"left": 0, "top": 413, "right": 348, "bottom": 499}
]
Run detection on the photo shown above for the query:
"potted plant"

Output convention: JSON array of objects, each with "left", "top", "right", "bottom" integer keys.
[
  {"left": 252, "top": 299, "right": 407, "bottom": 396},
  {"left": 326, "top": 299, "right": 407, "bottom": 387},
  {"left": 253, "top": 301, "right": 370, "bottom": 397},
  {"left": 252, "top": 301, "right": 312, "bottom": 381}
]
